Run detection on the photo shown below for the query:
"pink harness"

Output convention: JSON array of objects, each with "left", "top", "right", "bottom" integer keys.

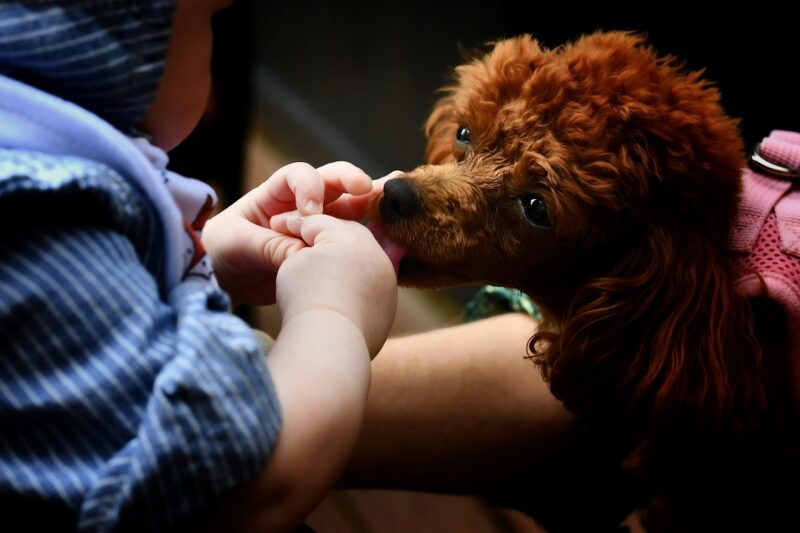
[{"left": 728, "top": 130, "right": 800, "bottom": 407}]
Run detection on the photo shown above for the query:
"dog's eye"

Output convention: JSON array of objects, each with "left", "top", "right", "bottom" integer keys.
[
  {"left": 455, "top": 126, "right": 471, "bottom": 146},
  {"left": 520, "top": 195, "right": 550, "bottom": 228}
]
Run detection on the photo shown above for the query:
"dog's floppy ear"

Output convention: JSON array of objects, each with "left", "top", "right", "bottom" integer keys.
[
  {"left": 527, "top": 31, "right": 771, "bottom": 431},
  {"left": 533, "top": 222, "right": 768, "bottom": 433}
]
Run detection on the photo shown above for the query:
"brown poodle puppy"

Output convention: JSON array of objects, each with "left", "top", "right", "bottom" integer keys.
[{"left": 374, "top": 32, "right": 800, "bottom": 531}]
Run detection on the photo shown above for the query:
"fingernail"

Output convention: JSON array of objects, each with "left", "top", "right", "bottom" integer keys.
[{"left": 302, "top": 199, "right": 322, "bottom": 215}]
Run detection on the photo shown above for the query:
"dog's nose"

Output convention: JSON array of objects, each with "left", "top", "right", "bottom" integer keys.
[{"left": 380, "top": 177, "right": 422, "bottom": 223}]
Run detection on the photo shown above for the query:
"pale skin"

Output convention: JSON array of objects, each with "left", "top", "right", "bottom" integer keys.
[
  {"left": 346, "top": 313, "right": 578, "bottom": 491},
  {"left": 140, "top": 1, "right": 397, "bottom": 531},
  {"left": 139, "top": 1, "right": 584, "bottom": 531}
]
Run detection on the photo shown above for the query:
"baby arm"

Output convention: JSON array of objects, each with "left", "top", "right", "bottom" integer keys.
[
  {"left": 195, "top": 163, "right": 397, "bottom": 532},
  {"left": 258, "top": 212, "right": 397, "bottom": 529},
  {"left": 204, "top": 214, "right": 396, "bottom": 532}
]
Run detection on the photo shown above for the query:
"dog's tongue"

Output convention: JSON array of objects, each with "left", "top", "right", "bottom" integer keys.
[{"left": 367, "top": 220, "right": 407, "bottom": 275}]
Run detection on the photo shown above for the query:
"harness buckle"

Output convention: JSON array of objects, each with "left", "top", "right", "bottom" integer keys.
[{"left": 749, "top": 143, "right": 800, "bottom": 179}]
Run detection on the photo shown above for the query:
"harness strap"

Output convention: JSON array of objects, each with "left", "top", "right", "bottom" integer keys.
[
  {"left": 729, "top": 131, "right": 800, "bottom": 255},
  {"left": 729, "top": 130, "right": 800, "bottom": 409}
]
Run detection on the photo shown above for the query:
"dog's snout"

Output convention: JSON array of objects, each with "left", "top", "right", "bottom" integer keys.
[{"left": 380, "top": 177, "right": 422, "bottom": 223}]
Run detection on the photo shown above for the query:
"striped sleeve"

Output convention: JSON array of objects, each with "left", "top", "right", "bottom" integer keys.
[{"left": 0, "top": 223, "right": 282, "bottom": 531}]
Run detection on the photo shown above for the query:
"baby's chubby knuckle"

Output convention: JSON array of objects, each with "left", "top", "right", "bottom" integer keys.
[
  {"left": 283, "top": 162, "right": 321, "bottom": 189},
  {"left": 324, "top": 160, "right": 362, "bottom": 173},
  {"left": 264, "top": 236, "right": 303, "bottom": 269},
  {"left": 262, "top": 162, "right": 315, "bottom": 190},
  {"left": 316, "top": 217, "right": 366, "bottom": 239},
  {"left": 282, "top": 161, "right": 316, "bottom": 174}
]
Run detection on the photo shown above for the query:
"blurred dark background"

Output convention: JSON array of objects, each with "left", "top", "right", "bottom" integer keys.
[{"left": 172, "top": 0, "right": 799, "bottom": 202}]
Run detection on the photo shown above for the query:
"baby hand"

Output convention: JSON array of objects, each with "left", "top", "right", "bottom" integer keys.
[
  {"left": 271, "top": 213, "right": 398, "bottom": 357},
  {"left": 202, "top": 161, "right": 379, "bottom": 306}
]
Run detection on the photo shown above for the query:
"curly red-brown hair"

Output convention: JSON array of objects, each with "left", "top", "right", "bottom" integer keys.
[
  {"left": 375, "top": 31, "right": 798, "bottom": 528},
  {"left": 415, "top": 32, "right": 767, "bottom": 432}
]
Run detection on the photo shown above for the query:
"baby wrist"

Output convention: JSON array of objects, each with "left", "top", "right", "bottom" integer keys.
[{"left": 281, "top": 307, "right": 369, "bottom": 351}]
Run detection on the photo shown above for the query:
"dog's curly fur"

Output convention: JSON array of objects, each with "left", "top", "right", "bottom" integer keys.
[{"left": 375, "top": 32, "right": 800, "bottom": 530}]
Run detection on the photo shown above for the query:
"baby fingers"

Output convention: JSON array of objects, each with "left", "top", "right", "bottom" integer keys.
[
  {"left": 253, "top": 161, "right": 375, "bottom": 222},
  {"left": 316, "top": 161, "right": 373, "bottom": 202},
  {"left": 324, "top": 170, "right": 405, "bottom": 220},
  {"left": 277, "top": 213, "right": 371, "bottom": 248},
  {"left": 256, "top": 162, "right": 326, "bottom": 218}
]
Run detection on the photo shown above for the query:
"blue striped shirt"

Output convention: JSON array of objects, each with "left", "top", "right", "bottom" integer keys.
[
  {"left": 0, "top": 145, "right": 284, "bottom": 531},
  {"left": 1, "top": 4, "right": 283, "bottom": 529},
  {"left": 0, "top": 81, "right": 285, "bottom": 533},
  {"left": 0, "top": 152, "right": 283, "bottom": 531}
]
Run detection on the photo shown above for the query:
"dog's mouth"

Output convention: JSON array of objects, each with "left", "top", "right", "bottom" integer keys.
[
  {"left": 367, "top": 220, "right": 408, "bottom": 275},
  {"left": 367, "top": 218, "right": 468, "bottom": 286},
  {"left": 368, "top": 218, "right": 485, "bottom": 288}
]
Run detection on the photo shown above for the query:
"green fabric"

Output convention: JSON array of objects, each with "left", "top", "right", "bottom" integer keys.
[
  {"left": 461, "top": 285, "right": 542, "bottom": 322},
  {"left": 253, "top": 329, "right": 275, "bottom": 355}
]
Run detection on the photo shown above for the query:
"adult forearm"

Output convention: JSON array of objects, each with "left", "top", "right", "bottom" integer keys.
[{"left": 342, "top": 313, "right": 580, "bottom": 493}]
